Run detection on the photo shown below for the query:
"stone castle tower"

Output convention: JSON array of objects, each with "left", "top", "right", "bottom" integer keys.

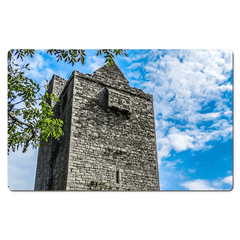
[{"left": 34, "top": 62, "right": 160, "bottom": 190}]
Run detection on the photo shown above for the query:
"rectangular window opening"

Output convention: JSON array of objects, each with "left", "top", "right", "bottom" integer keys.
[{"left": 116, "top": 170, "right": 119, "bottom": 184}]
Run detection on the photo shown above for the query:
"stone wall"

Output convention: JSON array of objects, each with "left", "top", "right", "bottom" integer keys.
[
  {"left": 34, "top": 75, "right": 72, "bottom": 190},
  {"left": 34, "top": 63, "right": 160, "bottom": 191}
]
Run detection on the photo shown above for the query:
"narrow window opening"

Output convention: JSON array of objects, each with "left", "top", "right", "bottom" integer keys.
[{"left": 116, "top": 170, "right": 119, "bottom": 184}]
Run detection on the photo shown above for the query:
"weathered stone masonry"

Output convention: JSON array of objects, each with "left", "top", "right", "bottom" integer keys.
[{"left": 34, "top": 63, "right": 160, "bottom": 190}]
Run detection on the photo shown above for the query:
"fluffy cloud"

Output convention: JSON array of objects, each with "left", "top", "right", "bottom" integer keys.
[
  {"left": 180, "top": 179, "right": 216, "bottom": 190},
  {"left": 222, "top": 175, "right": 232, "bottom": 185},
  {"left": 129, "top": 50, "right": 232, "bottom": 163},
  {"left": 181, "top": 175, "right": 233, "bottom": 190},
  {"left": 168, "top": 127, "right": 194, "bottom": 152}
]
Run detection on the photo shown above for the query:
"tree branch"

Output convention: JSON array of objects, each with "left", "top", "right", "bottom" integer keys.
[{"left": 8, "top": 112, "right": 36, "bottom": 152}]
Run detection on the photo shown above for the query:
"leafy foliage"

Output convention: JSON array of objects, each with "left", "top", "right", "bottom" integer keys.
[
  {"left": 47, "top": 49, "right": 86, "bottom": 66},
  {"left": 8, "top": 51, "right": 64, "bottom": 153},
  {"left": 8, "top": 49, "right": 127, "bottom": 154},
  {"left": 47, "top": 49, "right": 127, "bottom": 66},
  {"left": 96, "top": 49, "right": 127, "bottom": 66}
]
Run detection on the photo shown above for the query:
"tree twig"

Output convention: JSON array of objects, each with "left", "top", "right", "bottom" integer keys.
[{"left": 8, "top": 113, "right": 36, "bottom": 152}]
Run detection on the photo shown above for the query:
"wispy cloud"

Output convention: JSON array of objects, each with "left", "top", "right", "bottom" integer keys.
[
  {"left": 15, "top": 51, "right": 67, "bottom": 84},
  {"left": 129, "top": 49, "right": 233, "bottom": 163},
  {"left": 127, "top": 70, "right": 142, "bottom": 79},
  {"left": 127, "top": 62, "right": 142, "bottom": 69},
  {"left": 181, "top": 179, "right": 216, "bottom": 190},
  {"left": 8, "top": 49, "right": 232, "bottom": 191},
  {"left": 180, "top": 175, "right": 233, "bottom": 190},
  {"left": 86, "top": 55, "right": 105, "bottom": 73},
  {"left": 162, "top": 159, "right": 183, "bottom": 168}
]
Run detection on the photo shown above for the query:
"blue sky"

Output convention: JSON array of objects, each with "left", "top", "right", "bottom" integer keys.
[{"left": 8, "top": 49, "right": 233, "bottom": 191}]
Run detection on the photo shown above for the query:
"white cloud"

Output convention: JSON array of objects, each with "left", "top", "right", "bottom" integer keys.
[
  {"left": 217, "top": 83, "right": 232, "bottom": 92},
  {"left": 154, "top": 102, "right": 174, "bottom": 119},
  {"left": 188, "top": 112, "right": 221, "bottom": 124},
  {"left": 29, "top": 54, "right": 44, "bottom": 69},
  {"left": 181, "top": 175, "right": 233, "bottom": 190},
  {"left": 15, "top": 52, "right": 45, "bottom": 70},
  {"left": 163, "top": 159, "right": 183, "bottom": 168},
  {"left": 134, "top": 49, "right": 233, "bottom": 162},
  {"left": 128, "top": 62, "right": 142, "bottom": 69},
  {"left": 25, "top": 69, "right": 42, "bottom": 79},
  {"left": 222, "top": 175, "right": 232, "bottom": 185},
  {"left": 179, "top": 174, "right": 185, "bottom": 179},
  {"left": 86, "top": 55, "right": 105, "bottom": 72},
  {"left": 168, "top": 127, "right": 194, "bottom": 152},
  {"left": 14, "top": 51, "right": 64, "bottom": 87},
  {"left": 43, "top": 68, "right": 55, "bottom": 80},
  {"left": 224, "top": 110, "right": 232, "bottom": 118},
  {"left": 22, "top": 53, "right": 46, "bottom": 79},
  {"left": 127, "top": 70, "right": 142, "bottom": 79},
  {"left": 122, "top": 56, "right": 132, "bottom": 63},
  {"left": 157, "top": 141, "right": 171, "bottom": 162},
  {"left": 181, "top": 179, "right": 216, "bottom": 190},
  {"left": 130, "top": 52, "right": 148, "bottom": 61}
]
